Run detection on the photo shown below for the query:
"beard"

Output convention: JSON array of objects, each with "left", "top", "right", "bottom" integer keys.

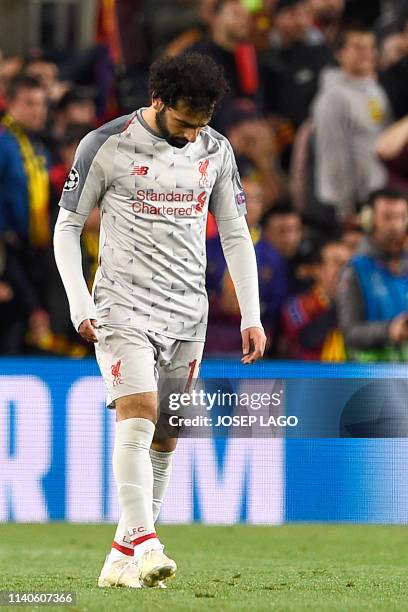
[
  {"left": 378, "top": 233, "right": 406, "bottom": 258},
  {"left": 155, "top": 109, "right": 188, "bottom": 148}
]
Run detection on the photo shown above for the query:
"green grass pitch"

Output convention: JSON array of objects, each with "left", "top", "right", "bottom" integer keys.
[{"left": 1, "top": 524, "right": 408, "bottom": 611}]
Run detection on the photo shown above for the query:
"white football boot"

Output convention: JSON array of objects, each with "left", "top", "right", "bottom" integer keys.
[
  {"left": 138, "top": 546, "right": 177, "bottom": 588},
  {"left": 98, "top": 554, "right": 142, "bottom": 588}
]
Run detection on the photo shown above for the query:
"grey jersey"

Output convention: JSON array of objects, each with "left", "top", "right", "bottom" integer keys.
[{"left": 59, "top": 109, "right": 246, "bottom": 341}]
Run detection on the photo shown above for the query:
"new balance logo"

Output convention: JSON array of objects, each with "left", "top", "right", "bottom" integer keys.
[{"left": 131, "top": 165, "right": 149, "bottom": 176}]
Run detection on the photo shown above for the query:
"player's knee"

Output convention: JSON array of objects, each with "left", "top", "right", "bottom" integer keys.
[
  {"left": 116, "top": 392, "right": 157, "bottom": 423},
  {"left": 152, "top": 413, "right": 179, "bottom": 450},
  {"left": 151, "top": 436, "right": 178, "bottom": 452}
]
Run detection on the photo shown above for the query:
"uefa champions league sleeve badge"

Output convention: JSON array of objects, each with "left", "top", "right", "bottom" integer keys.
[{"left": 63, "top": 167, "right": 80, "bottom": 191}]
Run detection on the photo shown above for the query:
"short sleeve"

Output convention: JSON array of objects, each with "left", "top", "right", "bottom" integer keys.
[
  {"left": 209, "top": 139, "right": 247, "bottom": 220},
  {"left": 58, "top": 130, "right": 112, "bottom": 216}
]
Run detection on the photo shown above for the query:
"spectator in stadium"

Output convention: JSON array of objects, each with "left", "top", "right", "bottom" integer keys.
[
  {"left": 376, "top": 114, "right": 408, "bottom": 192},
  {"left": 261, "top": 204, "right": 303, "bottom": 261},
  {"left": 0, "top": 75, "right": 51, "bottom": 244},
  {"left": 255, "top": 204, "right": 302, "bottom": 347},
  {"left": 313, "top": 27, "right": 391, "bottom": 221},
  {"left": 0, "top": 52, "right": 23, "bottom": 114},
  {"left": 224, "top": 98, "right": 284, "bottom": 207},
  {"left": 24, "top": 55, "right": 71, "bottom": 104},
  {"left": 337, "top": 188, "right": 408, "bottom": 361},
  {"left": 341, "top": 223, "right": 364, "bottom": 255},
  {"left": 189, "top": 0, "right": 262, "bottom": 129},
  {"left": 163, "top": 0, "right": 221, "bottom": 57},
  {"left": 259, "top": 202, "right": 304, "bottom": 291},
  {"left": 0, "top": 74, "right": 52, "bottom": 351},
  {"left": 143, "top": 0, "right": 202, "bottom": 60},
  {"left": 308, "top": 0, "right": 345, "bottom": 49},
  {"left": 50, "top": 88, "right": 96, "bottom": 148},
  {"left": 282, "top": 240, "right": 350, "bottom": 360},
  {"left": 379, "top": 31, "right": 408, "bottom": 71},
  {"left": 261, "top": 0, "right": 334, "bottom": 139}
]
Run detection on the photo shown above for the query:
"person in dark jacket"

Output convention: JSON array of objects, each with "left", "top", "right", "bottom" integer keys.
[
  {"left": 261, "top": 0, "right": 334, "bottom": 133},
  {"left": 189, "top": 0, "right": 263, "bottom": 130},
  {"left": 0, "top": 74, "right": 51, "bottom": 351}
]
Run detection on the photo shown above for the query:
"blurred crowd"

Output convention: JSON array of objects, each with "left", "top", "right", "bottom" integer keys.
[{"left": 1, "top": 0, "right": 408, "bottom": 361}]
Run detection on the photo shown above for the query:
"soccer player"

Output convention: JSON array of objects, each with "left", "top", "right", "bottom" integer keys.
[{"left": 54, "top": 52, "right": 266, "bottom": 589}]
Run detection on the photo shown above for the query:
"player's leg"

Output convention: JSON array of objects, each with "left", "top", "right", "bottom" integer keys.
[
  {"left": 133, "top": 337, "right": 203, "bottom": 588},
  {"left": 150, "top": 420, "right": 177, "bottom": 523},
  {"left": 99, "top": 388, "right": 160, "bottom": 587},
  {"left": 113, "top": 391, "right": 177, "bottom": 588},
  {"left": 96, "top": 326, "right": 175, "bottom": 587},
  {"left": 111, "top": 444, "right": 175, "bottom": 556},
  {"left": 149, "top": 335, "right": 204, "bottom": 521},
  {"left": 112, "top": 334, "right": 203, "bottom": 537},
  {"left": 109, "top": 438, "right": 176, "bottom": 589},
  {"left": 113, "top": 392, "right": 158, "bottom": 551}
]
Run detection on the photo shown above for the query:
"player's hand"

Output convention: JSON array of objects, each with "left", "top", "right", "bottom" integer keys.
[
  {"left": 28, "top": 309, "right": 51, "bottom": 344},
  {"left": 389, "top": 313, "right": 408, "bottom": 344},
  {"left": 241, "top": 326, "right": 266, "bottom": 364},
  {"left": 78, "top": 318, "right": 98, "bottom": 343}
]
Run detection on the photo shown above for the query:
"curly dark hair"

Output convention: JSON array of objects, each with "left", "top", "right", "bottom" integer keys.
[{"left": 148, "top": 52, "right": 229, "bottom": 115}]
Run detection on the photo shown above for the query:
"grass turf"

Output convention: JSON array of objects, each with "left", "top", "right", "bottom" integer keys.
[{"left": 1, "top": 524, "right": 408, "bottom": 611}]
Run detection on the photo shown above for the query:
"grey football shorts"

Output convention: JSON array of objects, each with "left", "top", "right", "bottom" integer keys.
[{"left": 94, "top": 324, "right": 204, "bottom": 414}]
